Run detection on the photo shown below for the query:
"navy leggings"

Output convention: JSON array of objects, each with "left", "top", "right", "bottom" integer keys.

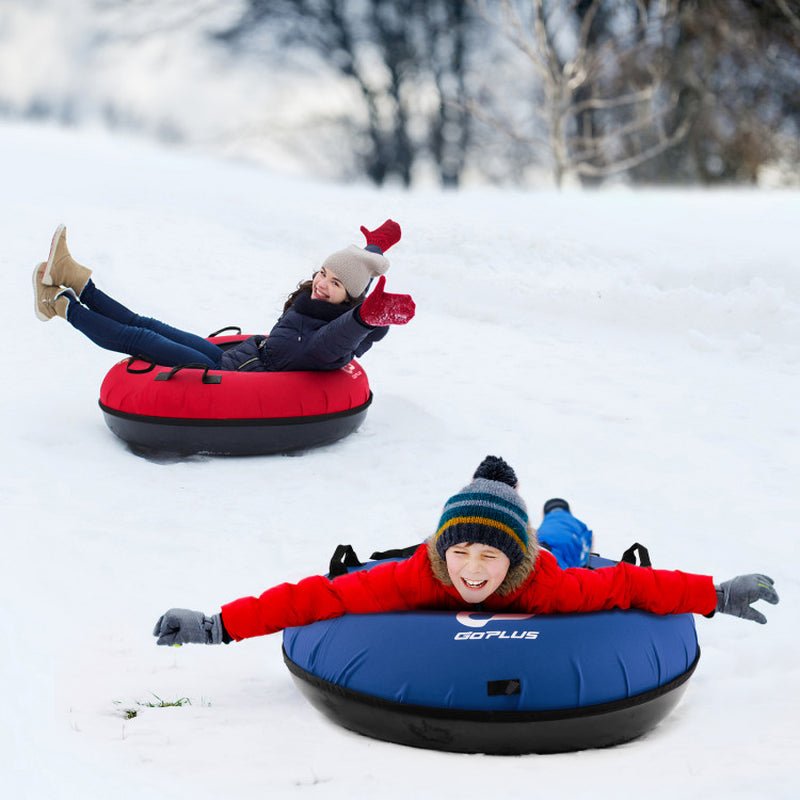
[{"left": 65, "top": 281, "right": 224, "bottom": 368}]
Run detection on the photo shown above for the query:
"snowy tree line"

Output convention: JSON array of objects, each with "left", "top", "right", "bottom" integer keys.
[
  {"left": 214, "top": 0, "right": 800, "bottom": 187},
  {"left": 2, "top": 0, "right": 799, "bottom": 187}
]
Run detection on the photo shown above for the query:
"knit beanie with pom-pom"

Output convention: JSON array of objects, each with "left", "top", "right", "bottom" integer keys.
[{"left": 433, "top": 456, "right": 529, "bottom": 567}]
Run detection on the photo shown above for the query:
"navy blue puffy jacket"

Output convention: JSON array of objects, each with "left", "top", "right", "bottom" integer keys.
[{"left": 219, "top": 289, "right": 388, "bottom": 372}]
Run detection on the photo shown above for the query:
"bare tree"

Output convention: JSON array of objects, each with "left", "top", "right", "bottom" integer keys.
[
  {"left": 469, "top": 0, "right": 690, "bottom": 186},
  {"left": 215, "top": 0, "right": 476, "bottom": 187},
  {"left": 635, "top": 0, "right": 800, "bottom": 185},
  {"left": 420, "top": 1, "right": 472, "bottom": 186},
  {"left": 776, "top": 0, "right": 800, "bottom": 35}
]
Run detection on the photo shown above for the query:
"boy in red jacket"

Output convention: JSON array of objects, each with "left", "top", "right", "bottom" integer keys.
[{"left": 154, "top": 456, "right": 778, "bottom": 646}]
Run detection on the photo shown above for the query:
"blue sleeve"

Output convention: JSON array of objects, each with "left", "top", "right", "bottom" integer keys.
[
  {"left": 537, "top": 509, "right": 593, "bottom": 569},
  {"left": 354, "top": 324, "right": 389, "bottom": 357},
  {"left": 300, "top": 310, "right": 380, "bottom": 366}
]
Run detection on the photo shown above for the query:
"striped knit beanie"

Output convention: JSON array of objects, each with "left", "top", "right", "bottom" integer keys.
[{"left": 434, "top": 456, "right": 529, "bottom": 568}]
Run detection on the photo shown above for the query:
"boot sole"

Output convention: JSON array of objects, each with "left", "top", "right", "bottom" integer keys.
[
  {"left": 32, "top": 263, "right": 53, "bottom": 321},
  {"left": 42, "top": 223, "right": 66, "bottom": 286}
]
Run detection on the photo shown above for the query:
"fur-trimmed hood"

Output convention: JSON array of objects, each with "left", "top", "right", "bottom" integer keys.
[{"left": 426, "top": 524, "right": 541, "bottom": 597}]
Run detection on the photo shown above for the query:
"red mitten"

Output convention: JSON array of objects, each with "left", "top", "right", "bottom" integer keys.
[
  {"left": 358, "top": 276, "right": 415, "bottom": 326},
  {"left": 360, "top": 219, "right": 401, "bottom": 252}
]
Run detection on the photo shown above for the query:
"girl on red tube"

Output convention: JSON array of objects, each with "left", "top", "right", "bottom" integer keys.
[{"left": 32, "top": 219, "right": 414, "bottom": 371}]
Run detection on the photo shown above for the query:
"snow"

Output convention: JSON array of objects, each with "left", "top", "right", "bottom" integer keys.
[{"left": 1, "top": 121, "right": 798, "bottom": 799}]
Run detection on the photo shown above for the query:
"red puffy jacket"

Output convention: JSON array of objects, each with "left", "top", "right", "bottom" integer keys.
[{"left": 221, "top": 545, "right": 717, "bottom": 641}]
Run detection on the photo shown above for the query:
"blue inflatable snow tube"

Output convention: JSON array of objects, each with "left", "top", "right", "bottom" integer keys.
[{"left": 282, "top": 555, "right": 700, "bottom": 754}]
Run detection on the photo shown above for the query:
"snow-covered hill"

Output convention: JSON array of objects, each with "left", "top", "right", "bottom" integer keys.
[{"left": 1, "top": 121, "right": 798, "bottom": 799}]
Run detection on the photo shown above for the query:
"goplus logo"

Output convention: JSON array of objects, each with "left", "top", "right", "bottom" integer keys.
[
  {"left": 453, "top": 612, "right": 539, "bottom": 641},
  {"left": 341, "top": 363, "right": 363, "bottom": 380}
]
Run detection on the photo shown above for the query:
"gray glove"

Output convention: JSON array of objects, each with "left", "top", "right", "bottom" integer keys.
[
  {"left": 153, "top": 608, "right": 225, "bottom": 645},
  {"left": 715, "top": 574, "right": 779, "bottom": 624}
]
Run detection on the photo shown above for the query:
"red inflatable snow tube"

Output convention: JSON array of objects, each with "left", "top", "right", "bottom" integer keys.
[{"left": 98, "top": 334, "right": 372, "bottom": 456}]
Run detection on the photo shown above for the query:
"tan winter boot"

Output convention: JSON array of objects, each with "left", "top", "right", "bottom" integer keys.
[
  {"left": 42, "top": 224, "right": 92, "bottom": 295},
  {"left": 32, "top": 263, "right": 71, "bottom": 321}
]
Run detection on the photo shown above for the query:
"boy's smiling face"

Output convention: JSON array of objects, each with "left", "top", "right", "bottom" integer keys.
[{"left": 445, "top": 542, "right": 511, "bottom": 603}]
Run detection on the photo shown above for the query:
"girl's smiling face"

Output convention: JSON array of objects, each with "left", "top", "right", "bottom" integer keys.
[
  {"left": 311, "top": 266, "right": 348, "bottom": 304},
  {"left": 445, "top": 542, "right": 511, "bottom": 604}
]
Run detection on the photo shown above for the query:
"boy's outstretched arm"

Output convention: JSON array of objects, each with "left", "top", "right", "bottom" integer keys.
[{"left": 714, "top": 574, "right": 779, "bottom": 624}]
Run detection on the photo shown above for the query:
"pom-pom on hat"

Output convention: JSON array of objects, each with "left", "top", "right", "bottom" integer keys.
[
  {"left": 321, "top": 245, "right": 389, "bottom": 299},
  {"left": 475, "top": 455, "right": 518, "bottom": 488},
  {"left": 433, "top": 455, "right": 529, "bottom": 567}
]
